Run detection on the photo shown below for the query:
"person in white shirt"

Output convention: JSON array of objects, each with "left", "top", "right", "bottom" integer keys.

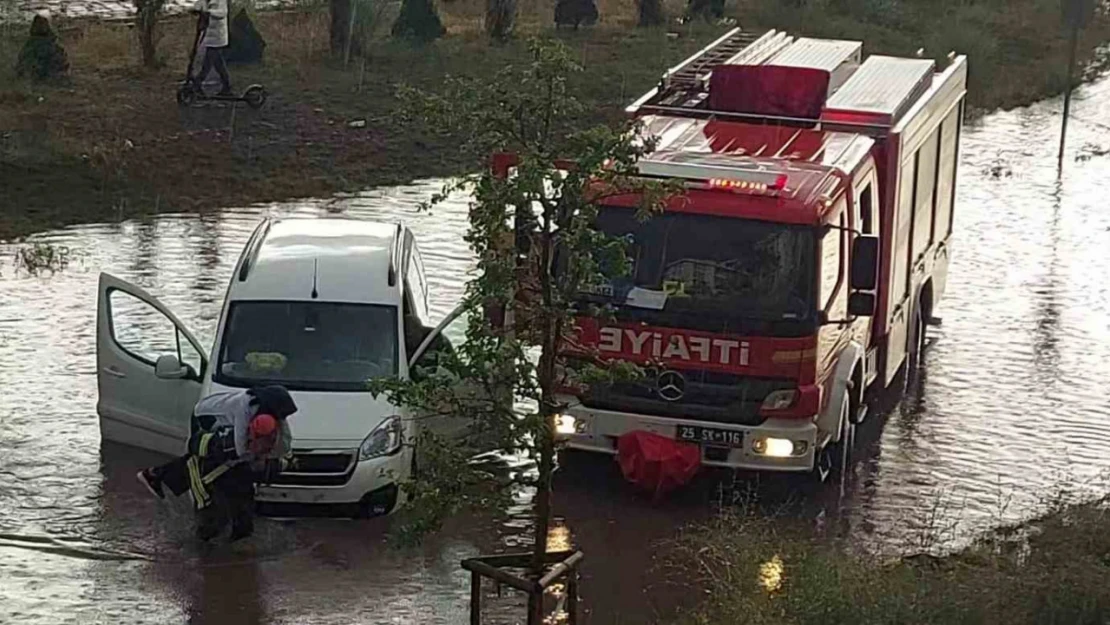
[{"left": 192, "top": 0, "right": 232, "bottom": 96}]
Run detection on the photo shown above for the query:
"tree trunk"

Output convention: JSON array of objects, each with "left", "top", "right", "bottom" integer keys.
[
  {"left": 530, "top": 216, "right": 560, "bottom": 580},
  {"left": 330, "top": 0, "right": 352, "bottom": 56},
  {"left": 531, "top": 315, "right": 560, "bottom": 579},
  {"left": 134, "top": 0, "right": 162, "bottom": 68},
  {"left": 637, "top": 0, "right": 664, "bottom": 26},
  {"left": 530, "top": 395, "right": 556, "bottom": 576},
  {"left": 485, "top": 0, "right": 516, "bottom": 41}
]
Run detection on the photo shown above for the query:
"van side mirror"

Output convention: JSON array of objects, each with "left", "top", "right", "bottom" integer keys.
[
  {"left": 848, "top": 292, "right": 876, "bottom": 317},
  {"left": 155, "top": 354, "right": 189, "bottom": 379},
  {"left": 850, "top": 235, "right": 880, "bottom": 291}
]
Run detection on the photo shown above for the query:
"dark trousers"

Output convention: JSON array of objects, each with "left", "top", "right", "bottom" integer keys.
[
  {"left": 197, "top": 46, "right": 231, "bottom": 93},
  {"left": 150, "top": 456, "right": 256, "bottom": 541},
  {"left": 196, "top": 463, "right": 256, "bottom": 542},
  {"left": 151, "top": 454, "right": 193, "bottom": 497}
]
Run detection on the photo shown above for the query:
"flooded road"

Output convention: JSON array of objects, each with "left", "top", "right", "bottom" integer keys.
[{"left": 3, "top": 75, "right": 1110, "bottom": 623}]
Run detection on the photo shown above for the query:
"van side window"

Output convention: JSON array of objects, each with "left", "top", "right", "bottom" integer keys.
[
  {"left": 409, "top": 245, "right": 429, "bottom": 320},
  {"left": 402, "top": 296, "right": 426, "bottom": 358}
]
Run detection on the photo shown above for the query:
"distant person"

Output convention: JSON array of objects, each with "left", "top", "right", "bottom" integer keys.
[
  {"left": 16, "top": 15, "right": 68, "bottom": 81},
  {"left": 192, "top": 0, "right": 232, "bottom": 96},
  {"left": 137, "top": 386, "right": 297, "bottom": 541},
  {"left": 225, "top": 8, "right": 267, "bottom": 65}
]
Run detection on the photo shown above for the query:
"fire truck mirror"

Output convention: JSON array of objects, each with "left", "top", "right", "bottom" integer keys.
[
  {"left": 848, "top": 292, "right": 876, "bottom": 318},
  {"left": 850, "top": 235, "right": 880, "bottom": 291}
]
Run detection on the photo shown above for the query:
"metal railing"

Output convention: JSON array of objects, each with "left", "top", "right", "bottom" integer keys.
[{"left": 462, "top": 550, "right": 585, "bottom": 625}]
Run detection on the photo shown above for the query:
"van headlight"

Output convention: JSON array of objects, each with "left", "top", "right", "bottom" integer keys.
[{"left": 360, "top": 415, "right": 403, "bottom": 461}]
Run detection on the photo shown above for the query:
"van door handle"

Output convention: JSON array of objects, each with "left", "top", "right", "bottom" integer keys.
[{"left": 102, "top": 367, "right": 126, "bottom": 378}]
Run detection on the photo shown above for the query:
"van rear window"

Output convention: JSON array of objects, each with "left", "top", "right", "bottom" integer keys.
[{"left": 214, "top": 301, "right": 398, "bottom": 392}]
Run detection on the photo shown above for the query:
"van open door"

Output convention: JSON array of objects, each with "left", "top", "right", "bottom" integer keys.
[
  {"left": 407, "top": 303, "right": 471, "bottom": 442},
  {"left": 96, "top": 273, "right": 208, "bottom": 456}
]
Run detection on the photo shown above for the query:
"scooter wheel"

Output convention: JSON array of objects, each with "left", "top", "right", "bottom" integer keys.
[
  {"left": 176, "top": 84, "right": 197, "bottom": 107},
  {"left": 243, "top": 85, "right": 267, "bottom": 110}
]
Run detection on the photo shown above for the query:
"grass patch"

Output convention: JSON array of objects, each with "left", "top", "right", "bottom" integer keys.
[
  {"left": 667, "top": 496, "right": 1110, "bottom": 625},
  {"left": 13, "top": 241, "right": 73, "bottom": 275},
  {"left": 1, "top": 0, "right": 1109, "bottom": 239},
  {"left": 734, "top": 0, "right": 1110, "bottom": 114}
]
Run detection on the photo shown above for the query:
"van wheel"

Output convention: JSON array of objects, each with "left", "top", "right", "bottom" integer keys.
[{"left": 813, "top": 394, "right": 854, "bottom": 485}]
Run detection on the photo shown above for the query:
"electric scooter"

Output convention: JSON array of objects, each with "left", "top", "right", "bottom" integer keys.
[{"left": 176, "top": 11, "right": 267, "bottom": 109}]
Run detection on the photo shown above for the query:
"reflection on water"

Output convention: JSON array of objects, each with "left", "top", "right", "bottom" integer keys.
[
  {"left": 758, "top": 555, "right": 784, "bottom": 593},
  {"left": 2, "top": 76, "right": 1110, "bottom": 622}
]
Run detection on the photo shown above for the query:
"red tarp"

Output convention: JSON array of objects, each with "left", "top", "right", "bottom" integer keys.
[
  {"left": 708, "top": 65, "right": 831, "bottom": 120},
  {"left": 617, "top": 431, "right": 701, "bottom": 501}
]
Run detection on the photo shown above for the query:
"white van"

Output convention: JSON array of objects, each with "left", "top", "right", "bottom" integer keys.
[{"left": 96, "top": 217, "right": 458, "bottom": 516}]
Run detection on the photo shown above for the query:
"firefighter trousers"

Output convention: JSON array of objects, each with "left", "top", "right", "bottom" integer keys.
[{"left": 195, "top": 462, "right": 256, "bottom": 542}]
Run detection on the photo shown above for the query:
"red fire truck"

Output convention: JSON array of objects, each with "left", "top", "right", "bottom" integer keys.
[{"left": 556, "top": 29, "right": 967, "bottom": 481}]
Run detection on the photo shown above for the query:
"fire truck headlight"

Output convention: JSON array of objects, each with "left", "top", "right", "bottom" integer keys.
[
  {"left": 761, "top": 390, "right": 798, "bottom": 411},
  {"left": 752, "top": 438, "right": 807, "bottom": 458}
]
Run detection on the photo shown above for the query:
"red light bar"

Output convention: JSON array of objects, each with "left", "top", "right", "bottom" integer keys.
[{"left": 705, "top": 173, "right": 789, "bottom": 195}]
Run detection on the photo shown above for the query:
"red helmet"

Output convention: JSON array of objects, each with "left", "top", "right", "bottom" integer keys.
[{"left": 249, "top": 413, "right": 278, "bottom": 439}]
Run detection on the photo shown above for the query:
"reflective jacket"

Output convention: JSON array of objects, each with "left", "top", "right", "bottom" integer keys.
[
  {"left": 192, "top": 390, "right": 292, "bottom": 464},
  {"left": 185, "top": 426, "right": 237, "bottom": 509}
]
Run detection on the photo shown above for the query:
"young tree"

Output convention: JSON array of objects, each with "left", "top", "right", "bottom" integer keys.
[
  {"left": 329, "top": 0, "right": 353, "bottom": 56},
  {"left": 485, "top": 0, "right": 516, "bottom": 41},
  {"left": 375, "top": 39, "right": 674, "bottom": 580},
  {"left": 637, "top": 0, "right": 665, "bottom": 26},
  {"left": 133, "top": 0, "right": 167, "bottom": 68}
]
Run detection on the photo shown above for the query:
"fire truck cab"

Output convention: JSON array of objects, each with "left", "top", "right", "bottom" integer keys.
[{"left": 558, "top": 29, "right": 967, "bottom": 480}]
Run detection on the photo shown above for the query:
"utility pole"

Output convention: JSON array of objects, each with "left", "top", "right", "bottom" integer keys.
[{"left": 1059, "top": 0, "right": 1093, "bottom": 171}]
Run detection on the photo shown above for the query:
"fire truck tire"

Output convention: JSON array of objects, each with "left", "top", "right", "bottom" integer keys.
[
  {"left": 907, "top": 306, "right": 926, "bottom": 383},
  {"left": 814, "top": 394, "right": 854, "bottom": 484}
]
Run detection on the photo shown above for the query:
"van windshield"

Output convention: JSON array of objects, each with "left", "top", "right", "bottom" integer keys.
[
  {"left": 215, "top": 301, "right": 398, "bottom": 392},
  {"left": 585, "top": 207, "right": 815, "bottom": 332}
]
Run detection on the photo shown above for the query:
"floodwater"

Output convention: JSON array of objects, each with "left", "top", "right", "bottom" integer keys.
[{"left": 2, "top": 75, "right": 1110, "bottom": 623}]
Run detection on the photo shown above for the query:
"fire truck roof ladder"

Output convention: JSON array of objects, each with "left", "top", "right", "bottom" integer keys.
[
  {"left": 627, "top": 29, "right": 930, "bottom": 137},
  {"left": 628, "top": 28, "right": 769, "bottom": 113}
]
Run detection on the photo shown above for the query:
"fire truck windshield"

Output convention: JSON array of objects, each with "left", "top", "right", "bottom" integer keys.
[{"left": 585, "top": 207, "right": 815, "bottom": 333}]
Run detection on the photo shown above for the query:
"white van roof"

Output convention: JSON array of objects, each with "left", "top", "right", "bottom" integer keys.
[{"left": 231, "top": 217, "right": 404, "bottom": 305}]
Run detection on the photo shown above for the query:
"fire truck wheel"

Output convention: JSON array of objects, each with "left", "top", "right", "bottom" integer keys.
[
  {"left": 907, "top": 307, "right": 926, "bottom": 383},
  {"left": 814, "top": 394, "right": 854, "bottom": 485}
]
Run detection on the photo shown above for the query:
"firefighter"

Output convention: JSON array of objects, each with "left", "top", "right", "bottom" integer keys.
[
  {"left": 137, "top": 386, "right": 297, "bottom": 541},
  {"left": 191, "top": 413, "right": 280, "bottom": 542}
]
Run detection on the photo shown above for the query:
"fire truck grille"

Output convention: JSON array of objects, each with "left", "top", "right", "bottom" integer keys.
[{"left": 578, "top": 371, "right": 795, "bottom": 426}]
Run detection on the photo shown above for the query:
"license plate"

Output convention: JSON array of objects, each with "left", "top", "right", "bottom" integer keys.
[{"left": 676, "top": 425, "right": 744, "bottom": 448}]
